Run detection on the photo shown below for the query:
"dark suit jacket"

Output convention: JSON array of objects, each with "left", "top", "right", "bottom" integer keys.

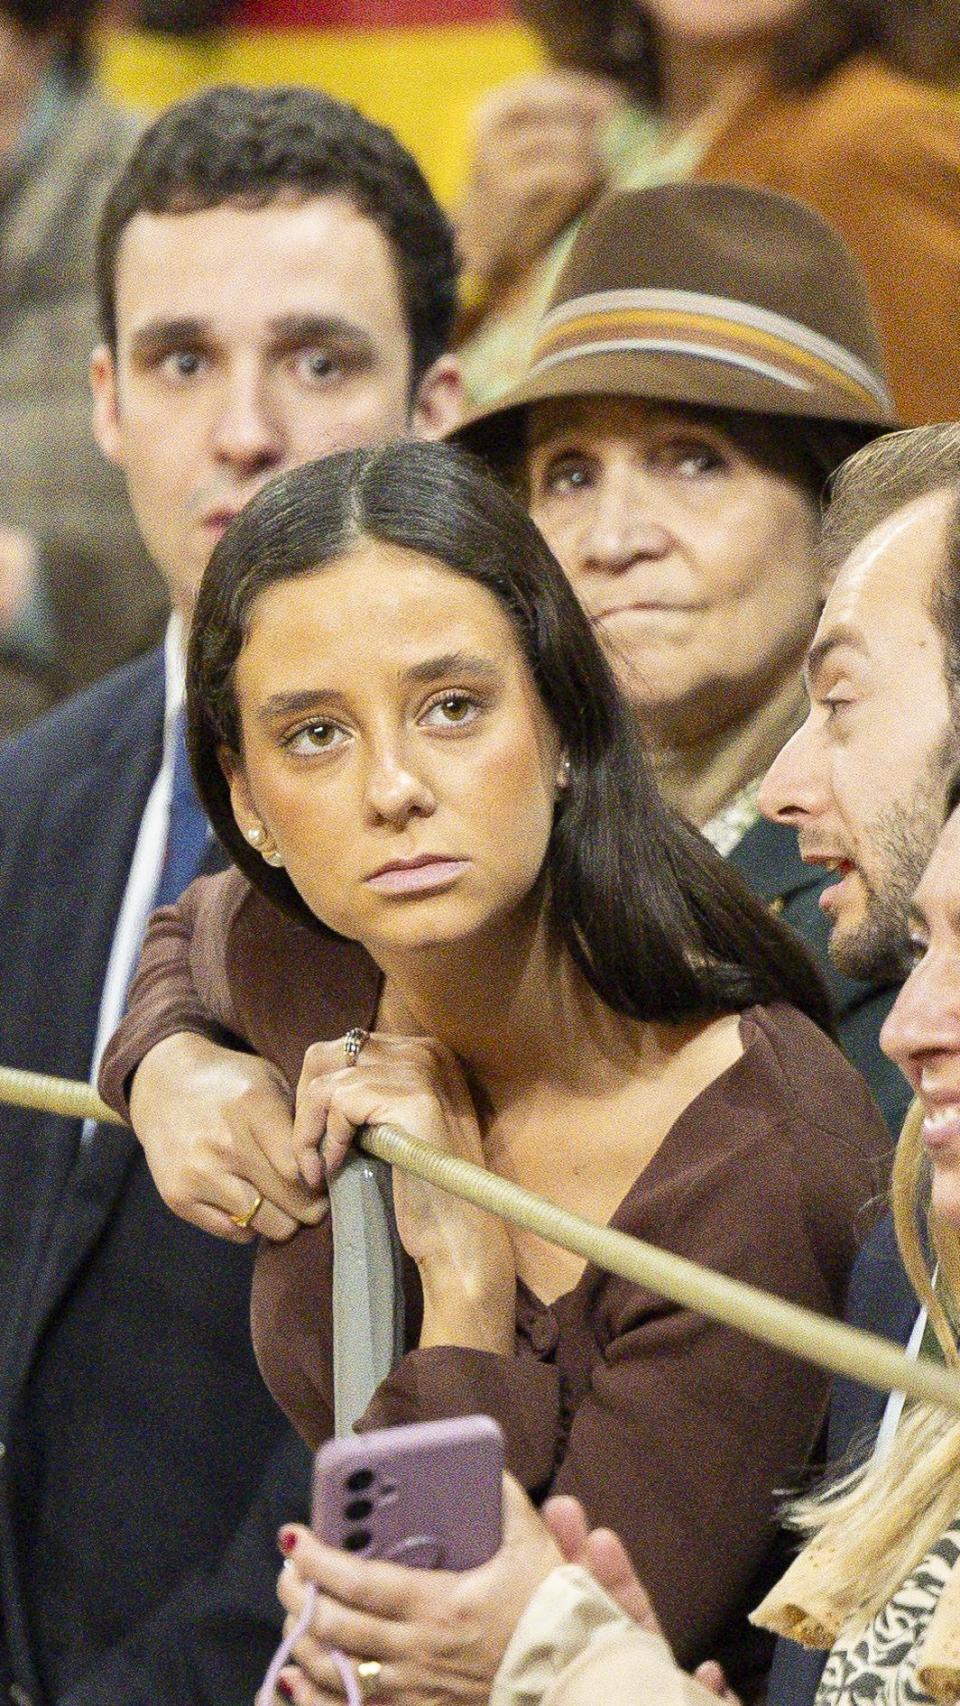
[
  {"left": 0, "top": 649, "right": 310, "bottom": 1706},
  {"left": 729, "top": 816, "right": 909, "bottom": 1137},
  {"left": 765, "top": 1212, "right": 919, "bottom": 1704}
]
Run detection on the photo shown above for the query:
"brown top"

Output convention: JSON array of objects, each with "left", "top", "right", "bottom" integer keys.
[
  {"left": 100, "top": 868, "right": 891, "bottom": 1693},
  {"left": 699, "top": 57, "right": 960, "bottom": 430}
]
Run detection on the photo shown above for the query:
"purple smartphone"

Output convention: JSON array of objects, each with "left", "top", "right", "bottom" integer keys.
[{"left": 311, "top": 1415, "right": 504, "bottom": 1570}]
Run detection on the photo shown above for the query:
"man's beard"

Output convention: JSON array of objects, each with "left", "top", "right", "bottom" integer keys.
[{"left": 831, "top": 737, "right": 954, "bottom": 984}]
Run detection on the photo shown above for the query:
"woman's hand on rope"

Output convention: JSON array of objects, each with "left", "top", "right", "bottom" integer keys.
[
  {"left": 294, "top": 1032, "right": 516, "bottom": 1350},
  {"left": 271, "top": 1473, "right": 561, "bottom": 1706},
  {"left": 129, "top": 1032, "right": 325, "bottom": 1243}
]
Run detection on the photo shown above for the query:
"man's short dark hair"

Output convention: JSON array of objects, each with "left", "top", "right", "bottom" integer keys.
[
  {"left": 821, "top": 423, "right": 960, "bottom": 708},
  {"left": 96, "top": 84, "right": 459, "bottom": 393}
]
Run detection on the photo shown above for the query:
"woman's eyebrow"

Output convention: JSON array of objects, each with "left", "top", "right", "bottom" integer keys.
[
  {"left": 255, "top": 657, "right": 501, "bottom": 723},
  {"left": 402, "top": 652, "right": 502, "bottom": 686}
]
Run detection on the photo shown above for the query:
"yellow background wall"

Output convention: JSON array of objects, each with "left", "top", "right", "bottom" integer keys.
[{"left": 95, "top": 18, "right": 544, "bottom": 205}]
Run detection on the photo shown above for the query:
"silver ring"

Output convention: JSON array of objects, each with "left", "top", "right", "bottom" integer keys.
[{"left": 343, "top": 1027, "right": 369, "bottom": 1066}]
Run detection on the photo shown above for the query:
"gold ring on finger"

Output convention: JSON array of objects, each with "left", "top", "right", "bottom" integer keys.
[{"left": 228, "top": 1191, "right": 264, "bottom": 1230}]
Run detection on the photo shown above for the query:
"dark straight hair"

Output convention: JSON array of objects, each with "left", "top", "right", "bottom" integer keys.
[{"left": 188, "top": 440, "right": 832, "bottom": 1031}]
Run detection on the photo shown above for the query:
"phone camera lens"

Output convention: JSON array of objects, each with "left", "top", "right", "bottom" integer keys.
[
  {"left": 344, "top": 1498, "right": 373, "bottom": 1520},
  {"left": 345, "top": 1469, "right": 374, "bottom": 1492},
  {"left": 343, "top": 1529, "right": 371, "bottom": 1552}
]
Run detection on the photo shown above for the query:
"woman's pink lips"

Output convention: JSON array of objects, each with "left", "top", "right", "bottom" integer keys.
[
  {"left": 365, "top": 857, "right": 469, "bottom": 896},
  {"left": 592, "top": 601, "right": 693, "bottom": 621}
]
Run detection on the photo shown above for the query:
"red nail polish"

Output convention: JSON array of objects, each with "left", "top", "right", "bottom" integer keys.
[
  {"left": 276, "top": 1677, "right": 294, "bottom": 1701},
  {"left": 278, "top": 1527, "right": 297, "bottom": 1555}
]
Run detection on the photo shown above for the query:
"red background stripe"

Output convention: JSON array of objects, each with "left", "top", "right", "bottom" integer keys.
[{"left": 237, "top": 0, "right": 511, "bottom": 28}]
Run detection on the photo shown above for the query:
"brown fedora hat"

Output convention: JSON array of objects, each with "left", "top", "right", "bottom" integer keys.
[{"left": 453, "top": 180, "right": 894, "bottom": 469}]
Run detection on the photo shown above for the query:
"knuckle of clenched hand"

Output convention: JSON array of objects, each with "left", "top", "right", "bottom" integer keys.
[
  {"left": 204, "top": 1126, "right": 236, "bottom": 1166},
  {"left": 301, "top": 1041, "right": 329, "bottom": 1077},
  {"left": 415, "top": 1037, "right": 446, "bottom": 1075},
  {"left": 337, "top": 1555, "right": 367, "bottom": 1603}
]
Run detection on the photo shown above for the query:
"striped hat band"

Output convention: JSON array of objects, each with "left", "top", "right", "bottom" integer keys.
[{"left": 530, "top": 287, "right": 894, "bottom": 416}]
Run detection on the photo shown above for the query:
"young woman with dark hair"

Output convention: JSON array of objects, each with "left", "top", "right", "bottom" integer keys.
[
  {"left": 456, "top": 0, "right": 960, "bottom": 424},
  {"left": 102, "top": 439, "right": 888, "bottom": 1697},
  {"left": 260, "top": 800, "right": 960, "bottom": 1706},
  {"left": 189, "top": 442, "right": 829, "bottom": 1027}
]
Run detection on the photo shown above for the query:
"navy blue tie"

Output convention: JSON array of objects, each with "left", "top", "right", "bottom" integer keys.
[{"left": 154, "top": 709, "right": 211, "bottom": 908}]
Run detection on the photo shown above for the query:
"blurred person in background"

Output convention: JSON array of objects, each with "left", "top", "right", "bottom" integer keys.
[
  {"left": 0, "top": 0, "right": 166, "bottom": 741},
  {"left": 456, "top": 0, "right": 960, "bottom": 425}
]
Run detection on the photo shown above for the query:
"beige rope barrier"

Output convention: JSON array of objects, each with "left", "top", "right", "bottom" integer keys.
[
  {"left": 0, "top": 1064, "right": 124, "bottom": 1125},
  {"left": 3, "top": 1063, "right": 960, "bottom": 1417}
]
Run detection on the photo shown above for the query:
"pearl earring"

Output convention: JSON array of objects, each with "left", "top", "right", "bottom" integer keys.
[
  {"left": 556, "top": 754, "right": 571, "bottom": 790},
  {"left": 246, "top": 826, "right": 266, "bottom": 848},
  {"left": 263, "top": 849, "right": 284, "bottom": 868}
]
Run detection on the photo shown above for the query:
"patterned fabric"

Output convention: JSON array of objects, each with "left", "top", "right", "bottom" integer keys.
[
  {"left": 815, "top": 1522, "right": 960, "bottom": 1705},
  {"left": 701, "top": 776, "right": 763, "bottom": 859}
]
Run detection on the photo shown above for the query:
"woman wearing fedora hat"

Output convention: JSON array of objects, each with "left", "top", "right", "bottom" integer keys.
[
  {"left": 456, "top": 0, "right": 960, "bottom": 427},
  {"left": 456, "top": 177, "right": 910, "bottom": 1135}
]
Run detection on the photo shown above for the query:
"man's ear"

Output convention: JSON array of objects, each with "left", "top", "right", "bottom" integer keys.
[
  {"left": 90, "top": 343, "right": 122, "bottom": 466},
  {"left": 411, "top": 354, "right": 465, "bottom": 441}
]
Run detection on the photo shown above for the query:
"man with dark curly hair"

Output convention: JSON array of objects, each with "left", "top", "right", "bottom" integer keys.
[{"left": 0, "top": 81, "right": 461, "bottom": 1706}]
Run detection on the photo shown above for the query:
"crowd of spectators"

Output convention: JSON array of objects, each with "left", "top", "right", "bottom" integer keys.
[{"left": 1, "top": 5, "right": 960, "bottom": 1705}]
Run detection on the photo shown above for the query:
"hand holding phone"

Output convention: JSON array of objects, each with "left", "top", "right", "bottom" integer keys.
[{"left": 312, "top": 1414, "right": 504, "bottom": 1570}]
